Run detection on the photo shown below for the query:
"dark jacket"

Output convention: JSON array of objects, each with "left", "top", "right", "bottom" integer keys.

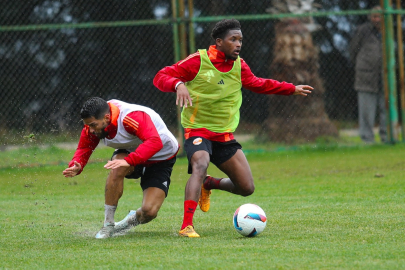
[{"left": 350, "top": 22, "right": 382, "bottom": 93}]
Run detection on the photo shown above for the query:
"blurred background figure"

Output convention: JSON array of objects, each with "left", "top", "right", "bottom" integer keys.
[{"left": 350, "top": 5, "right": 387, "bottom": 144}]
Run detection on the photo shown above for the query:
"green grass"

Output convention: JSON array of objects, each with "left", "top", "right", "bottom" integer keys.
[
  {"left": 0, "top": 144, "right": 111, "bottom": 169},
  {"left": 1, "top": 143, "right": 405, "bottom": 269}
]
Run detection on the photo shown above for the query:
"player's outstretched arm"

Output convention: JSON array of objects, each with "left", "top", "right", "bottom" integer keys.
[
  {"left": 293, "top": 85, "right": 314, "bottom": 96},
  {"left": 62, "top": 161, "right": 82, "bottom": 178},
  {"left": 176, "top": 83, "right": 193, "bottom": 108}
]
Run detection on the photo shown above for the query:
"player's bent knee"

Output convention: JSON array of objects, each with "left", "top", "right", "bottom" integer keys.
[
  {"left": 240, "top": 184, "right": 255, "bottom": 197},
  {"left": 108, "top": 168, "right": 128, "bottom": 181},
  {"left": 140, "top": 205, "right": 159, "bottom": 222},
  {"left": 191, "top": 161, "right": 209, "bottom": 176}
]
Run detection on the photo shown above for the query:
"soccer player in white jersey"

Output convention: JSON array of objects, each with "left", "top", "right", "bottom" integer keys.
[{"left": 63, "top": 97, "right": 179, "bottom": 238}]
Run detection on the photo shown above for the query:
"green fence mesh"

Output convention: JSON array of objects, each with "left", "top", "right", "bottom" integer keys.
[{"left": 0, "top": 0, "right": 404, "bottom": 145}]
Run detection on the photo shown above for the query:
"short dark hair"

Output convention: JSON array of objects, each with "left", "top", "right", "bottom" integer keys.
[
  {"left": 80, "top": 97, "right": 109, "bottom": 120},
  {"left": 211, "top": 19, "right": 241, "bottom": 40},
  {"left": 369, "top": 5, "right": 381, "bottom": 19}
]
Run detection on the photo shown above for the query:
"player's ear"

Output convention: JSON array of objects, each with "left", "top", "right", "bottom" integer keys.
[
  {"left": 104, "top": 113, "right": 111, "bottom": 122},
  {"left": 216, "top": 38, "right": 223, "bottom": 47}
]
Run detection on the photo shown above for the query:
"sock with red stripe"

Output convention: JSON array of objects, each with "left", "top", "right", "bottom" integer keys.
[
  {"left": 203, "top": 176, "right": 223, "bottom": 190},
  {"left": 181, "top": 200, "right": 198, "bottom": 230}
]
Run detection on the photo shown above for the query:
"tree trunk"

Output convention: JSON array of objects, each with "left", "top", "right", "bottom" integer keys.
[{"left": 262, "top": 18, "right": 338, "bottom": 143}]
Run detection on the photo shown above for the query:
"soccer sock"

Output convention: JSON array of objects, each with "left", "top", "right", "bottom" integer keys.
[
  {"left": 181, "top": 200, "right": 197, "bottom": 230},
  {"left": 203, "top": 176, "right": 223, "bottom": 190},
  {"left": 104, "top": 204, "right": 117, "bottom": 225}
]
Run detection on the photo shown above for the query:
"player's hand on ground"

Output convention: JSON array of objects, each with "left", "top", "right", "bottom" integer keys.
[
  {"left": 294, "top": 85, "right": 313, "bottom": 96},
  {"left": 104, "top": 159, "right": 130, "bottom": 170},
  {"left": 176, "top": 84, "right": 193, "bottom": 108},
  {"left": 62, "top": 161, "right": 81, "bottom": 178}
]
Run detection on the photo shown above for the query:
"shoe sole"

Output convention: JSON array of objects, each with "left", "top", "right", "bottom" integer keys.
[
  {"left": 95, "top": 230, "right": 114, "bottom": 239},
  {"left": 179, "top": 233, "right": 200, "bottom": 238}
]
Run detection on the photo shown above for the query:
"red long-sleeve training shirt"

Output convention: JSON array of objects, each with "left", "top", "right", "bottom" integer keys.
[
  {"left": 69, "top": 106, "right": 164, "bottom": 175},
  {"left": 153, "top": 45, "right": 295, "bottom": 142}
]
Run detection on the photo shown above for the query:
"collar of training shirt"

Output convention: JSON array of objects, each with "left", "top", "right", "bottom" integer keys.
[
  {"left": 104, "top": 102, "right": 120, "bottom": 139},
  {"left": 208, "top": 45, "right": 236, "bottom": 64}
]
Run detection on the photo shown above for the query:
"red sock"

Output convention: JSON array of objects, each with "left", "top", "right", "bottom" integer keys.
[
  {"left": 181, "top": 200, "right": 198, "bottom": 230},
  {"left": 203, "top": 176, "right": 222, "bottom": 190}
]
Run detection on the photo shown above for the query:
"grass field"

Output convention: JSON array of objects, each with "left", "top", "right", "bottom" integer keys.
[{"left": 0, "top": 142, "right": 404, "bottom": 269}]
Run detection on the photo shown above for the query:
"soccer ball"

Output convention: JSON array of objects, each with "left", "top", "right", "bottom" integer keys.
[{"left": 233, "top": 203, "right": 267, "bottom": 237}]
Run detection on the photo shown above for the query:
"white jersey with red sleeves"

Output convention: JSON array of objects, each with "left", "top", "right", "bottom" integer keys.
[{"left": 105, "top": 99, "right": 178, "bottom": 161}]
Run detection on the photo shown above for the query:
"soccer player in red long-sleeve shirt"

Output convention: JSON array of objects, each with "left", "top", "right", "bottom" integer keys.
[
  {"left": 62, "top": 97, "right": 179, "bottom": 239},
  {"left": 154, "top": 19, "right": 313, "bottom": 237}
]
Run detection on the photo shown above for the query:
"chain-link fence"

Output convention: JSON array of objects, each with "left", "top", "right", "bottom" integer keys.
[{"left": 1, "top": 0, "right": 404, "bottom": 145}]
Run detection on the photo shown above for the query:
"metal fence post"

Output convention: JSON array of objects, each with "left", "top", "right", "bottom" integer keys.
[
  {"left": 172, "top": 0, "right": 185, "bottom": 155},
  {"left": 188, "top": 0, "right": 196, "bottom": 53},
  {"left": 381, "top": 0, "right": 399, "bottom": 143},
  {"left": 396, "top": 0, "right": 405, "bottom": 142}
]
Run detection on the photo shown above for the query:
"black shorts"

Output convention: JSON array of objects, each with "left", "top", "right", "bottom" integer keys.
[
  {"left": 184, "top": 137, "right": 242, "bottom": 174},
  {"left": 112, "top": 149, "right": 176, "bottom": 197}
]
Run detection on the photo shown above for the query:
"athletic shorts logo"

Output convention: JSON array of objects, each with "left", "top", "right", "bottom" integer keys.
[{"left": 193, "top": 138, "right": 202, "bottom": 145}]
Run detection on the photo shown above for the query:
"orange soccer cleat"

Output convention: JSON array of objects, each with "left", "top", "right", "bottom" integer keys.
[
  {"left": 198, "top": 176, "right": 212, "bottom": 212},
  {"left": 179, "top": 225, "right": 200, "bottom": 237}
]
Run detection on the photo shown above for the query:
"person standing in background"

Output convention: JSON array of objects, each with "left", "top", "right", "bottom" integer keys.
[{"left": 350, "top": 6, "right": 387, "bottom": 143}]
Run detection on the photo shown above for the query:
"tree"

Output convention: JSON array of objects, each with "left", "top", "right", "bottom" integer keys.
[{"left": 261, "top": 0, "right": 338, "bottom": 143}]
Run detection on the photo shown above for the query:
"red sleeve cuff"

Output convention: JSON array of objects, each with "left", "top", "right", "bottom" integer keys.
[{"left": 123, "top": 156, "right": 134, "bottom": 166}]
